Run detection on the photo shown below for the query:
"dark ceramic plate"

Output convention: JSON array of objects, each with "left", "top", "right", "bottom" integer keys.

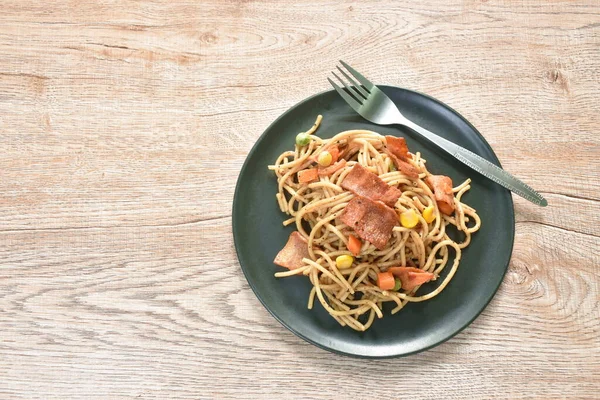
[{"left": 232, "top": 86, "right": 515, "bottom": 358}]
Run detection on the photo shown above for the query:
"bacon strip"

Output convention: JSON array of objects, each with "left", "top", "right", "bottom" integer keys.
[
  {"left": 328, "top": 145, "right": 340, "bottom": 164},
  {"left": 385, "top": 151, "right": 419, "bottom": 179},
  {"left": 388, "top": 267, "right": 436, "bottom": 292},
  {"left": 426, "top": 175, "right": 455, "bottom": 215},
  {"left": 274, "top": 231, "right": 310, "bottom": 270},
  {"left": 341, "top": 164, "right": 402, "bottom": 207},
  {"left": 339, "top": 142, "right": 361, "bottom": 160},
  {"left": 385, "top": 136, "right": 410, "bottom": 161},
  {"left": 310, "top": 144, "right": 340, "bottom": 164},
  {"left": 340, "top": 196, "right": 398, "bottom": 250},
  {"left": 318, "top": 159, "right": 346, "bottom": 176}
]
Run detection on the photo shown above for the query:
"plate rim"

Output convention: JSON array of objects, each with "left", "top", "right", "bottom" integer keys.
[{"left": 232, "top": 85, "right": 515, "bottom": 358}]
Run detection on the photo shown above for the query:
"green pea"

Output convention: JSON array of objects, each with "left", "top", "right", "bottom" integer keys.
[
  {"left": 389, "top": 163, "right": 397, "bottom": 172},
  {"left": 393, "top": 278, "right": 402, "bottom": 291},
  {"left": 296, "top": 132, "right": 311, "bottom": 146}
]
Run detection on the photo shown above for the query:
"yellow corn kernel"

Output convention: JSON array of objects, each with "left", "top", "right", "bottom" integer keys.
[
  {"left": 317, "top": 151, "right": 332, "bottom": 167},
  {"left": 335, "top": 255, "right": 354, "bottom": 269},
  {"left": 400, "top": 209, "right": 419, "bottom": 228},
  {"left": 422, "top": 205, "right": 435, "bottom": 223}
]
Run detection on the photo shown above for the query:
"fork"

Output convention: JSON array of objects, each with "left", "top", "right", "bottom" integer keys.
[{"left": 328, "top": 60, "right": 547, "bottom": 207}]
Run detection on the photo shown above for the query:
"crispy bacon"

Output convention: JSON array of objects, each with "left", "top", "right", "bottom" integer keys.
[
  {"left": 341, "top": 164, "right": 402, "bottom": 207},
  {"left": 328, "top": 145, "right": 340, "bottom": 164},
  {"left": 338, "top": 142, "right": 361, "bottom": 160},
  {"left": 385, "top": 151, "right": 420, "bottom": 179},
  {"left": 385, "top": 136, "right": 410, "bottom": 161},
  {"left": 274, "top": 231, "right": 310, "bottom": 270},
  {"left": 388, "top": 266, "right": 436, "bottom": 292},
  {"left": 318, "top": 159, "right": 347, "bottom": 176},
  {"left": 340, "top": 196, "right": 398, "bottom": 250},
  {"left": 426, "top": 175, "right": 455, "bottom": 215}
]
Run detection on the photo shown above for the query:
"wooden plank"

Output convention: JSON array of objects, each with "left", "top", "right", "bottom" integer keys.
[{"left": 0, "top": 218, "right": 597, "bottom": 398}]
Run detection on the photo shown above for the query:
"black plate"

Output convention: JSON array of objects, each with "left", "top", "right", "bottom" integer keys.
[{"left": 232, "top": 86, "right": 515, "bottom": 358}]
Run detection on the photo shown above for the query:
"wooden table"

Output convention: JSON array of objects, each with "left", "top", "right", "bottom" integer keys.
[{"left": 1, "top": 1, "right": 598, "bottom": 398}]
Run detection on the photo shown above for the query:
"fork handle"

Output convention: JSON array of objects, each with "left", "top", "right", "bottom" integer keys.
[{"left": 401, "top": 119, "right": 547, "bottom": 206}]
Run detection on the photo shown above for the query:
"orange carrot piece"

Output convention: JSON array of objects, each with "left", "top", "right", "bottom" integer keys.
[
  {"left": 347, "top": 234, "right": 362, "bottom": 256},
  {"left": 297, "top": 168, "right": 319, "bottom": 183},
  {"left": 377, "top": 271, "right": 396, "bottom": 290}
]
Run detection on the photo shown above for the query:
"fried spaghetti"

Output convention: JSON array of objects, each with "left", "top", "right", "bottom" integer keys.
[{"left": 268, "top": 116, "right": 481, "bottom": 331}]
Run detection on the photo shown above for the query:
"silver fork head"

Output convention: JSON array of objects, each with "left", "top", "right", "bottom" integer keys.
[{"left": 328, "top": 60, "right": 403, "bottom": 125}]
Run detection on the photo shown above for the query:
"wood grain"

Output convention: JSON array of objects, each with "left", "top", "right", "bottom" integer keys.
[{"left": 0, "top": 0, "right": 598, "bottom": 398}]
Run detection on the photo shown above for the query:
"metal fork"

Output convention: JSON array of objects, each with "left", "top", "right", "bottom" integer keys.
[{"left": 328, "top": 60, "right": 547, "bottom": 207}]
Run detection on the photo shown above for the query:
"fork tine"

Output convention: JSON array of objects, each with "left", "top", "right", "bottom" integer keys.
[
  {"left": 327, "top": 77, "right": 363, "bottom": 112},
  {"left": 331, "top": 71, "right": 364, "bottom": 104},
  {"left": 339, "top": 60, "right": 374, "bottom": 91},
  {"left": 336, "top": 66, "right": 369, "bottom": 99}
]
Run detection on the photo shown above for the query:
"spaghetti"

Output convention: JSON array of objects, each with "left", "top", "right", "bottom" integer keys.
[{"left": 268, "top": 116, "right": 481, "bottom": 331}]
